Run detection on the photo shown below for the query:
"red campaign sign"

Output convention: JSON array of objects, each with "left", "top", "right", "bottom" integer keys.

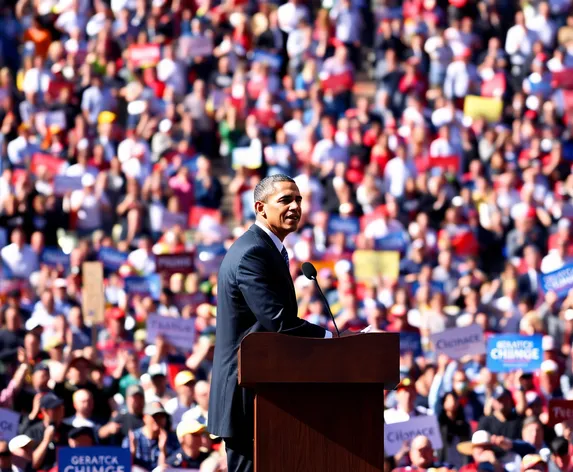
[
  {"left": 30, "top": 153, "right": 66, "bottom": 176},
  {"left": 321, "top": 71, "right": 354, "bottom": 94},
  {"left": 188, "top": 207, "right": 221, "bottom": 227},
  {"left": 451, "top": 231, "right": 479, "bottom": 257},
  {"left": 481, "top": 73, "right": 507, "bottom": 98},
  {"left": 128, "top": 44, "right": 161, "bottom": 68},
  {"left": 548, "top": 399, "right": 573, "bottom": 426},
  {"left": 155, "top": 252, "right": 195, "bottom": 274},
  {"left": 564, "top": 90, "right": 573, "bottom": 112},
  {"left": 552, "top": 69, "right": 573, "bottom": 89},
  {"left": 428, "top": 155, "right": 460, "bottom": 173}
]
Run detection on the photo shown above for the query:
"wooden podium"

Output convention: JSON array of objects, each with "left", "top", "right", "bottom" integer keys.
[{"left": 238, "top": 332, "right": 400, "bottom": 472}]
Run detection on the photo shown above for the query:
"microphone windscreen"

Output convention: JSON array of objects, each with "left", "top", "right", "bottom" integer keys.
[{"left": 301, "top": 262, "right": 318, "bottom": 280}]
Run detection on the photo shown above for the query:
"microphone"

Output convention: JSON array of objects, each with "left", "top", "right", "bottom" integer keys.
[{"left": 301, "top": 262, "right": 340, "bottom": 337}]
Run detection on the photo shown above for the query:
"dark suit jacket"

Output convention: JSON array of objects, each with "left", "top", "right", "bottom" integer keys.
[
  {"left": 517, "top": 271, "right": 540, "bottom": 302},
  {"left": 208, "top": 224, "right": 327, "bottom": 439}
]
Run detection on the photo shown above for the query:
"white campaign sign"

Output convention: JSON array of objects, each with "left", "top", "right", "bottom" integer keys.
[
  {"left": 384, "top": 415, "right": 443, "bottom": 456},
  {"left": 146, "top": 314, "right": 196, "bottom": 350},
  {"left": 430, "top": 324, "right": 486, "bottom": 360},
  {"left": 0, "top": 408, "right": 20, "bottom": 441}
]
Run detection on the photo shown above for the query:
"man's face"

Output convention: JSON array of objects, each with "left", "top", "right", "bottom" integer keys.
[
  {"left": 256, "top": 181, "right": 302, "bottom": 240},
  {"left": 410, "top": 439, "right": 434, "bottom": 467}
]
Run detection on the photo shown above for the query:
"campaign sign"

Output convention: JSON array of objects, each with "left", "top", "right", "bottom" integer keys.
[
  {"left": 431, "top": 324, "right": 486, "bottom": 360},
  {"left": 98, "top": 247, "right": 129, "bottom": 272},
  {"left": 146, "top": 314, "right": 196, "bottom": 350},
  {"left": 128, "top": 44, "right": 161, "bottom": 68},
  {"left": 41, "top": 247, "right": 70, "bottom": 270},
  {"left": 541, "top": 263, "right": 573, "bottom": 297},
  {"left": 375, "top": 232, "right": 408, "bottom": 251},
  {"left": 486, "top": 334, "right": 543, "bottom": 373},
  {"left": 173, "top": 292, "right": 207, "bottom": 311},
  {"left": 548, "top": 399, "right": 573, "bottom": 426},
  {"left": 161, "top": 211, "right": 188, "bottom": 231},
  {"left": 384, "top": 415, "right": 443, "bottom": 456},
  {"left": 194, "top": 243, "right": 227, "bottom": 276},
  {"left": 124, "top": 274, "right": 161, "bottom": 300},
  {"left": 178, "top": 36, "right": 213, "bottom": 59},
  {"left": 58, "top": 446, "right": 131, "bottom": 472},
  {"left": 400, "top": 332, "right": 423, "bottom": 358},
  {"left": 251, "top": 50, "right": 283, "bottom": 71},
  {"left": 0, "top": 408, "right": 20, "bottom": 441},
  {"left": 328, "top": 215, "right": 360, "bottom": 236},
  {"left": 30, "top": 153, "right": 66, "bottom": 176},
  {"left": 53, "top": 175, "right": 83, "bottom": 196},
  {"left": 156, "top": 252, "right": 194, "bottom": 275}
]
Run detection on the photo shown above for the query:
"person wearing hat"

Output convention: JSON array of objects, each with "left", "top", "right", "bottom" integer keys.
[
  {"left": 165, "top": 370, "right": 196, "bottom": 428},
  {"left": 67, "top": 170, "right": 110, "bottom": 237},
  {"left": 145, "top": 363, "right": 176, "bottom": 406},
  {"left": 539, "top": 359, "right": 564, "bottom": 400},
  {"left": 68, "top": 426, "right": 96, "bottom": 448},
  {"left": 478, "top": 386, "right": 523, "bottom": 440},
  {"left": 122, "top": 402, "right": 178, "bottom": 471},
  {"left": 182, "top": 380, "right": 210, "bottom": 426},
  {"left": 8, "top": 435, "right": 33, "bottom": 472},
  {"left": 159, "top": 419, "right": 211, "bottom": 469},
  {"left": 23, "top": 392, "right": 71, "bottom": 471},
  {"left": 99, "top": 384, "right": 144, "bottom": 445},
  {"left": 522, "top": 454, "right": 548, "bottom": 472}
]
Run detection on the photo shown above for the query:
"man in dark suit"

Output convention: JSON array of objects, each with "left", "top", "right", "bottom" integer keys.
[{"left": 208, "top": 174, "right": 331, "bottom": 472}]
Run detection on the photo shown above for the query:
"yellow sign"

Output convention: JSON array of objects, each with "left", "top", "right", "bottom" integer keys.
[
  {"left": 463, "top": 95, "right": 503, "bottom": 123},
  {"left": 352, "top": 250, "right": 400, "bottom": 282}
]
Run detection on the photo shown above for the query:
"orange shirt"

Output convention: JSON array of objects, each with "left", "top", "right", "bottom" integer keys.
[{"left": 23, "top": 27, "right": 52, "bottom": 59}]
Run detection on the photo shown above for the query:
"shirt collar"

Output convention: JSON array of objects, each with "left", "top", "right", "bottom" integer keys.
[{"left": 255, "top": 220, "right": 283, "bottom": 253}]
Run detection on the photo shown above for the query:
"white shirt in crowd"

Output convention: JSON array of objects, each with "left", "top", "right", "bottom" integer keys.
[
  {"left": 311, "top": 139, "right": 348, "bottom": 166},
  {"left": 70, "top": 190, "right": 109, "bottom": 230},
  {"left": 127, "top": 248, "right": 156, "bottom": 276},
  {"left": 384, "top": 157, "right": 412, "bottom": 199},
  {"left": 443, "top": 60, "right": 478, "bottom": 99},
  {"left": 505, "top": 25, "right": 538, "bottom": 59},
  {"left": 22, "top": 67, "right": 52, "bottom": 95},
  {"left": 277, "top": 1, "right": 310, "bottom": 33},
  {"left": 0, "top": 243, "right": 39, "bottom": 279},
  {"left": 429, "top": 137, "right": 456, "bottom": 157},
  {"left": 7, "top": 136, "right": 40, "bottom": 167},
  {"left": 541, "top": 250, "right": 569, "bottom": 274},
  {"left": 527, "top": 14, "right": 557, "bottom": 48}
]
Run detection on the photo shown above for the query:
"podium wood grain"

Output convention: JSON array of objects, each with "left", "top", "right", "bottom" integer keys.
[{"left": 239, "top": 333, "right": 399, "bottom": 472}]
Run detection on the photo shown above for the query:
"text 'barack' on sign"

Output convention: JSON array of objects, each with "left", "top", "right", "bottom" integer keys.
[
  {"left": 384, "top": 415, "right": 443, "bottom": 456},
  {"left": 486, "top": 334, "right": 543, "bottom": 373},
  {"left": 430, "top": 324, "right": 486, "bottom": 360},
  {"left": 146, "top": 314, "right": 196, "bottom": 351}
]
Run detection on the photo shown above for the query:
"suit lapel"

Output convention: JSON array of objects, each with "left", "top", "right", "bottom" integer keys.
[{"left": 249, "top": 225, "right": 297, "bottom": 298}]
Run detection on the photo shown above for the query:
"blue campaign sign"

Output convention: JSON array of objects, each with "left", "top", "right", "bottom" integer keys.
[
  {"left": 58, "top": 446, "right": 131, "bottom": 472},
  {"left": 251, "top": 49, "right": 283, "bottom": 71},
  {"left": 541, "top": 263, "right": 573, "bottom": 297},
  {"left": 328, "top": 215, "right": 360, "bottom": 236},
  {"left": 486, "top": 334, "right": 543, "bottom": 373},
  {"left": 98, "top": 247, "right": 129, "bottom": 272},
  {"left": 400, "top": 332, "right": 423, "bottom": 358},
  {"left": 41, "top": 247, "right": 70, "bottom": 270},
  {"left": 375, "top": 232, "right": 408, "bottom": 251},
  {"left": 124, "top": 274, "right": 161, "bottom": 300}
]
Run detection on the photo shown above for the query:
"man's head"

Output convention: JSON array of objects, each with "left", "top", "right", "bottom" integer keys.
[
  {"left": 522, "top": 417, "right": 544, "bottom": 449},
  {"left": 174, "top": 370, "right": 196, "bottom": 403},
  {"left": 40, "top": 393, "right": 65, "bottom": 425},
  {"left": 492, "top": 386, "right": 514, "bottom": 416},
  {"left": 72, "top": 389, "right": 93, "bottom": 418},
  {"left": 125, "top": 385, "right": 145, "bottom": 416},
  {"left": 143, "top": 403, "right": 169, "bottom": 438},
  {"left": 550, "top": 437, "right": 570, "bottom": 471},
  {"left": 68, "top": 427, "right": 95, "bottom": 448},
  {"left": 8, "top": 435, "right": 33, "bottom": 461},
  {"left": 521, "top": 454, "right": 548, "bottom": 472},
  {"left": 176, "top": 419, "right": 206, "bottom": 451},
  {"left": 396, "top": 378, "right": 416, "bottom": 412},
  {"left": 194, "top": 381, "right": 210, "bottom": 410},
  {"left": 409, "top": 435, "right": 434, "bottom": 468},
  {"left": 253, "top": 174, "right": 302, "bottom": 241}
]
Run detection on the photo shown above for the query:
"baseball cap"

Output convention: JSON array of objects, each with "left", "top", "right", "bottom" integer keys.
[
  {"left": 174, "top": 370, "right": 196, "bottom": 388},
  {"left": 176, "top": 419, "right": 207, "bottom": 441},
  {"left": 8, "top": 435, "right": 32, "bottom": 453},
  {"left": 492, "top": 386, "right": 512, "bottom": 401},
  {"left": 457, "top": 430, "right": 493, "bottom": 456},
  {"left": 40, "top": 393, "right": 64, "bottom": 410},
  {"left": 68, "top": 426, "right": 95, "bottom": 440},
  {"left": 148, "top": 364, "right": 167, "bottom": 378},
  {"left": 541, "top": 359, "right": 559, "bottom": 373},
  {"left": 521, "top": 454, "right": 546, "bottom": 471},
  {"left": 125, "top": 385, "right": 144, "bottom": 398},
  {"left": 144, "top": 403, "right": 168, "bottom": 417}
]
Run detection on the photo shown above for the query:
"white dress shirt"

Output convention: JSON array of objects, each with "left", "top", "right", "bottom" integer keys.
[
  {"left": 255, "top": 221, "right": 332, "bottom": 338},
  {"left": 0, "top": 243, "right": 39, "bottom": 279}
]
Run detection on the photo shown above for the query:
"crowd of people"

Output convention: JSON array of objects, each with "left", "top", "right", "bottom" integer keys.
[{"left": 1, "top": 0, "right": 573, "bottom": 470}]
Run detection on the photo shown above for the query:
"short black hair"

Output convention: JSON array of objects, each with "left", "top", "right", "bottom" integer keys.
[
  {"left": 253, "top": 174, "right": 295, "bottom": 203},
  {"left": 551, "top": 436, "right": 569, "bottom": 456}
]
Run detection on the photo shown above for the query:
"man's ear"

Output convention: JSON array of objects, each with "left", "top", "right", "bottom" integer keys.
[{"left": 254, "top": 201, "right": 265, "bottom": 217}]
